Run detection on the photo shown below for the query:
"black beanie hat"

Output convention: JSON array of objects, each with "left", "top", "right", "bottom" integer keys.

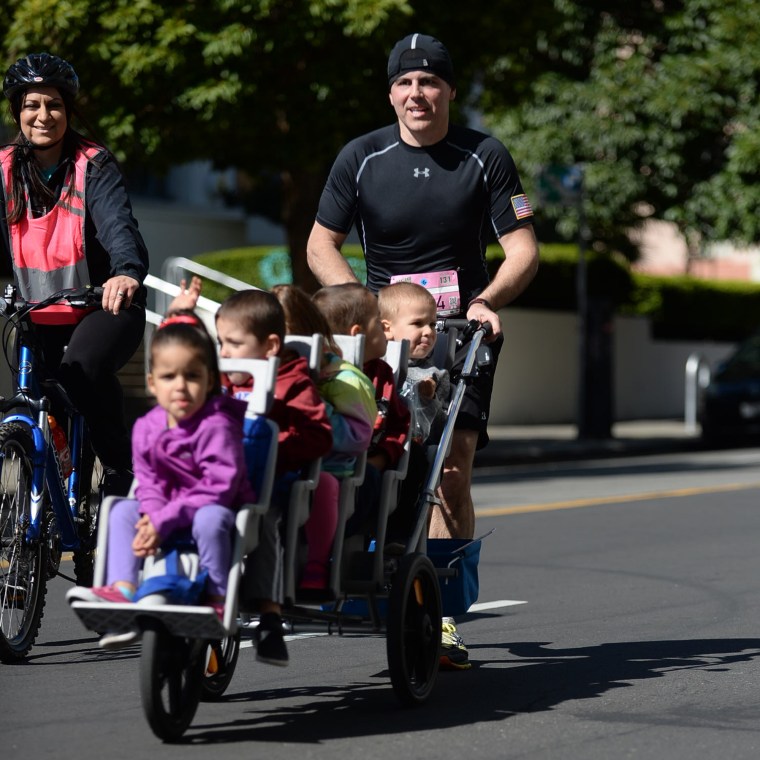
[{"left": 387, "top": 33, "right": 454, "bottom": 88}]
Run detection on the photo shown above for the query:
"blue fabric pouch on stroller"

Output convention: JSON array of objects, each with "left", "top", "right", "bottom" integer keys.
[
  {"left": 427, "top": 530, "right": 492, "bottom": 617},
  {"left": 133, "top": 548, "right": 209, "bottom": 605}
]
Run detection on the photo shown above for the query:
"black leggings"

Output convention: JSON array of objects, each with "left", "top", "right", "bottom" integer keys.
[{"left": 33, "top": 305, "right": 146, "bottom": 471}]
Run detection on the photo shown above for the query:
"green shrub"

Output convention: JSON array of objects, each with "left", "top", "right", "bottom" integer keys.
[
  {"left": 501, "top": 244, "right": 633, "bottom": 311},
  {"left": 193, "top": 244, "right": 760, "bottom": 342},
  {"left": 193, "top": 245, "right": 366, "bottom": 303},
  {"left": 629, "top": 274, "right": 760, "bottom": 342}
]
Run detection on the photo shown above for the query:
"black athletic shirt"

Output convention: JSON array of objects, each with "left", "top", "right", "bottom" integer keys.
[{"left": 316, "top": 122, "right": 534, "bottom": 306}]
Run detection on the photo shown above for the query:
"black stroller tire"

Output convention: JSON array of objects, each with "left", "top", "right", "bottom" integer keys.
[
  {"left": 139, "top": 626, "right": 205, "bottom": 742},
  {"left": 386, "top": 552, "right": 441, "bottom": 706}
]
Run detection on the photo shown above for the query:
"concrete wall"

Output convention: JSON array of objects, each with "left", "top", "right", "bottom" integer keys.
[
  {"left": 129, "top": 167, "right": 738, "bottom": 424},
  {"left": 0, "top": 299, "right": 735, "bottom": 428},
  {"left": 132, "top": 201, "right": 249, "bottom": 278},
  {"left": 489, "top": 308, "right": 735, "bottom": 425},
  {"left": 613, "top": 316, "right": 732, "bottom": 419},
  {"left": 0, "top": 196, "right": 736, "bottom": 426},
  {"left": 491, "top": 309, "right": 579, "bottom": 424}
]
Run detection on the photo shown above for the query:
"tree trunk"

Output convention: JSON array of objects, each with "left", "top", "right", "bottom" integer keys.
[{"left": 280, "top": 168, "right": 326, "bottom": 293}]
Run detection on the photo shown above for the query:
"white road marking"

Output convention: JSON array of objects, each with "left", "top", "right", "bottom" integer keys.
[
  {"left": 468, "top": 599, "right": 527, "bottom": 611},
  {"left": 240, "top": 631, "right": 328, "bottom": 649},
  {"left": 239, "top": 599, "right": 527, "bottom": 648}
]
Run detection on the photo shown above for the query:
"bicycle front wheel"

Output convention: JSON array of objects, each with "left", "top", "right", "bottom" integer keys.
[{"left": 0, "top": 422, "right": 48, "bottom": 662}]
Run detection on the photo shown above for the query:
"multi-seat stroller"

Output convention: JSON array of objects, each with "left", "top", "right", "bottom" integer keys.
[{"left": 69, "top": 318, "right": 493, "bottom": 741}]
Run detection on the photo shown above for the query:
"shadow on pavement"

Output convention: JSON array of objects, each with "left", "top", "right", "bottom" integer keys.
[{"left": 185, "top": 637, "right": 760, "bottom": 744}]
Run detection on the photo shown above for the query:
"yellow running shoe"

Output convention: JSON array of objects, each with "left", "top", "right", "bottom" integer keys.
[{"left": 440, "top": 616, "right": 471, "bottom": 670}]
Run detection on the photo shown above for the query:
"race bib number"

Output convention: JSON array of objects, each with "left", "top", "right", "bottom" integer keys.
[{"left": 390, "top": 269, "right": 461, "bottom": 316}]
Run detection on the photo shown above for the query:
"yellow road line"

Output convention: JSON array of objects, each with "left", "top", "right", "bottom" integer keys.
[
  {"left": 29, "top": 482, "right": 760, "bottom": 565},
  {"left": 475, "top": 481, "right": 760, "bottom": 517}
]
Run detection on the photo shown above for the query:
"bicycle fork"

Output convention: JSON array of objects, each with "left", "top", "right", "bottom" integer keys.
[
  {"left": 1, "top": 345, "right": 93, "bottom": 551},
  {"left": 0, "top": 407, "right": 87, "bottom": 551}
]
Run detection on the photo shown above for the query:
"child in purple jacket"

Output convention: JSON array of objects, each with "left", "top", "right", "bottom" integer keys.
[{"left": 68, "top": 312, "right": 255, "bottom": 629}]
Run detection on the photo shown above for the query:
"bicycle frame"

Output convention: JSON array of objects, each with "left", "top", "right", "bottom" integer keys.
[
  {"left": 0, "top": 326, "right": 91, "bottom": 551},
  {"left": 0, "top": 285, "right": 105, "bottom": 662}
]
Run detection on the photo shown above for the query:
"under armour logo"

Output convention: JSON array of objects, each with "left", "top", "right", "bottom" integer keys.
[{"left": 413, "top": 167, "right": 430, "bottom": 178}]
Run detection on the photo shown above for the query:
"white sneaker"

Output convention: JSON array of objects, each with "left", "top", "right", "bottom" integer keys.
[{"left": 99, "top": 630, "right": 140, "bottom": 650}]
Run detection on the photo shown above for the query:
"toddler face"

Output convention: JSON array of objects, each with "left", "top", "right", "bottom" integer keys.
[
  {"left": 384, "top": 299, "right": 437, "bottom": 360},
  {"left": 216, "top": 315, "right": 273, "bottom": 386},
  {"left": 148, "top": 344, "right": 212, "bottom": 427}
]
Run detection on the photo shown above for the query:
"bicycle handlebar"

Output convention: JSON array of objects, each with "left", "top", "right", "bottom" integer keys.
[{"left": 1, "top": 285, "right": 105, "bottom": 317}]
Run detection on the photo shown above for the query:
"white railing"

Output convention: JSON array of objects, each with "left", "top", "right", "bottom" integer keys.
[
  {"left": 143, "top": 273, "right": 220, "bottom": 325},
  {"left": 139, "top": 257, "right": 258, "bottom": 382},
  {"left": 144, "top": 255, "right": 258, "bottom": 330},
  {"left": 159, "top": 256, "right": 257, "bottom": 311}
]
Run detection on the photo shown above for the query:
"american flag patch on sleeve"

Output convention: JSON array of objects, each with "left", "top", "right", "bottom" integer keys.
[{"left": 511, "top": 193, "right": 534, "bottom": 219}]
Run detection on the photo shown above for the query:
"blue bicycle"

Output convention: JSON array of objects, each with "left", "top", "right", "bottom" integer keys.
[{"left": 0, "top": 285, "right": 105, "bottom": 662}]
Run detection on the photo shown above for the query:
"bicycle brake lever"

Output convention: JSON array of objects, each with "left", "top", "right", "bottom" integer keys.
[
  {"left": 67, "top": 285, "right": 104, "bottom": 308},
  {"left": 1, "top": 284, "right": 14, "bottom": 315}
]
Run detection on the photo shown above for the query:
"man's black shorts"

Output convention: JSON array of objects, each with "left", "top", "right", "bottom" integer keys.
[{"left": 449, "top": 332, "right": 503, "bottom": 450}]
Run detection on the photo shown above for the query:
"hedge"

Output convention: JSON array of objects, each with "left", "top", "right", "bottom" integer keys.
[{"left": 193, "top": 244, "right": 760, "bottom": 343}]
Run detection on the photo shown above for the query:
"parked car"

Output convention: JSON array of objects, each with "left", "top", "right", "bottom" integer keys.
[{"left": 700, "top": 331, "right": 760, "bottom": 440}]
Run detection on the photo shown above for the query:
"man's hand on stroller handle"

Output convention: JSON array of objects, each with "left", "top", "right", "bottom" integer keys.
[{"left": 436, "top": 317, "right": 493, "bottom": 345}]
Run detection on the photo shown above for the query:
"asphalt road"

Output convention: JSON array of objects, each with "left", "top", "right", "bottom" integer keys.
[{"left": 5, "top": 446, "right": 760, "bottom": 759}]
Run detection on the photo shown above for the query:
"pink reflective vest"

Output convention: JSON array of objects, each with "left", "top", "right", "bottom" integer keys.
[{"left": 0, "top": 143, "right": 101, "bottom": 324}]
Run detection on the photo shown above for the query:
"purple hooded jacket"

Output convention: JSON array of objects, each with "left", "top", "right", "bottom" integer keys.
[{"left": 132, "top": 395, "right": 256, "bottom": 540}]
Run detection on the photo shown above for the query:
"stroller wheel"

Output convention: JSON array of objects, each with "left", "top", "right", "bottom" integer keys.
[
  {"left": 139, "top": 625, "right": 205, "bottom": 742},
  {"left": 386, "top": 552, "right": 441, "bottom": 706},
  {"left": 201, "top": 631, "right": 241, "bottom": 701}
]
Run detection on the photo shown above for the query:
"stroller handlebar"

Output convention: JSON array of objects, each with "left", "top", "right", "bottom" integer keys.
[{"left": 436, "top": 317, "right": 493, "bottom": 345}]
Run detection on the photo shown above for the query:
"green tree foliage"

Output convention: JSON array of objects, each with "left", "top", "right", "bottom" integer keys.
[
  {"left": 2, "top": 0, "right": 411, "bottom": 164},
  {"left": 486, "top": 0, "right": 760, "bottom": 261},
  {"left": 0, "top": 0, "right": 555, "bottom": 288},
  {"left": 1, "top": 0, "right": 415, "bottom": 287}
]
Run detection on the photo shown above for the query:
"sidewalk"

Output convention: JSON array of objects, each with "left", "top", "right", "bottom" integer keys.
[{"left": 474, "top": 419, "right": 703, "bottom": 468}]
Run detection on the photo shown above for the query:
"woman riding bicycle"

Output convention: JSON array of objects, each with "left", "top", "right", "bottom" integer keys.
[{"left": 0, "top": 52, "right": 149, "bottom": 495}]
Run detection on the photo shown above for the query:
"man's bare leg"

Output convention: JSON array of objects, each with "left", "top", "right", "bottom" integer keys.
[
  {"left": 429, "top": 429, "right": 478, "bottom": 540},
  {"left": 431, "top": 429, "right": 478, "bottom": 670}
]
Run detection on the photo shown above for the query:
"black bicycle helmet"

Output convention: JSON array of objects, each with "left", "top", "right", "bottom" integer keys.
[{"left": 3, "top": 53, "right": 79, "bottom": 102}]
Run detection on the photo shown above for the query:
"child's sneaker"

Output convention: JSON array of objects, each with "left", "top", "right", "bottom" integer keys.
[
  {"left": 201, "top": 593, "right": 226, "bottom": 621},
  {"left": 66, "top": 584, "right": 134, "bottom": 604},
  {"left": 99, "top": 630, "right": 140, "bottom": 650},
  {"left": 440, "top": 616, "right": 471, "bottom": 670},
  {"left": 254, "top": 612, "right": 289, "bottom": 666}
]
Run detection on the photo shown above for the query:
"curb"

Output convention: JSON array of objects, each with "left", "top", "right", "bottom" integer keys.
[{"left": 473, "top": 435, "right": 705, "bottom": 469}]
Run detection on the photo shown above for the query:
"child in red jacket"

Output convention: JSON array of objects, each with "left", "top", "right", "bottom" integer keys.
[{"left": 216, "top": 289, "right": 334, "bottom": 665}]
